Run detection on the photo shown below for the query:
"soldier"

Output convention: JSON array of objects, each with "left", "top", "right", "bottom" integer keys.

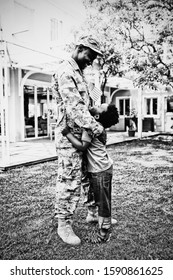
[{"left": 52, "top": 36, "right": 103, "bottom": 245}]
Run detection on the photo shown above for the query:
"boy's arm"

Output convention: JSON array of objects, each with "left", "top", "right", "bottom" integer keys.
[{"left": 61, "top": 127, "right": 90, "bottom": 152}]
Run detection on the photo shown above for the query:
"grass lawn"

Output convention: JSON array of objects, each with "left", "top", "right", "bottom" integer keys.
[{"left": 0, "top": 138, "right": 173, "bottom": 260}]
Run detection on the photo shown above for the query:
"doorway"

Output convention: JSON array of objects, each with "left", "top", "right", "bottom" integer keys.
[{"left": 24, "top": 85, "right": 56, "bottom": 139}]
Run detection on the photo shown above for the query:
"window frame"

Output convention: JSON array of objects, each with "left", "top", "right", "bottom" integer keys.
[
  {"left": 144, "top": 96, "right": 159, "bottom": 117},
  {"left": 116, "top": 97, "right": 131, "bottom": 117},
  {"left": 167, "top": 97, "right": 173, "bottom": 113},
  {"left": 50, "top": 18, "right": 63, "bottom": 42}
]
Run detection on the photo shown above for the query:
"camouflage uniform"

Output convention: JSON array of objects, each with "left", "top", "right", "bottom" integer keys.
[{"left": 52, "top": 58, "right": 102, "bottom": 223}]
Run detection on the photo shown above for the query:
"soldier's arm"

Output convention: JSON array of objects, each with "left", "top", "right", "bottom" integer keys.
[{"left": 52, "top": 72, "right": 103, "bottom": 136}]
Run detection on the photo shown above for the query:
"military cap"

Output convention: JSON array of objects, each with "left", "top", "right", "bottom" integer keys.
[{"left": 77, "top": 35, "right": 103, "bottom": 56}]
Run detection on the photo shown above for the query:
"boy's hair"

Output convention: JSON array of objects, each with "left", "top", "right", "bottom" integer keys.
[
  {"left": 90, "top": 104, "right": 119, "bottom": 128},
  {"left": 98, "top": 104, "right": 119, "bottom": 128}
]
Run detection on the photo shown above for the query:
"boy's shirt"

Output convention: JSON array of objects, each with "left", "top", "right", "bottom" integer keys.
[{"left": 82, "top": 129, "right": 113, "bottom": 173}]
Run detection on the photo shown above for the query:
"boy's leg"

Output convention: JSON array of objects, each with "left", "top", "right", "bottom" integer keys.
[
  {"left": 85, "top": 182, "right": 98, "bottom": 223},
  {"left": 98, "top": 166, "right": 113, "bottom": 229},
  {"left": 89, "top": 166, "right": 113, "bottom": 242}
]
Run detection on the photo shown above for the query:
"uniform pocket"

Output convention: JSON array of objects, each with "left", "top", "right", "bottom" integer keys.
[{"left": 57, "top": 149, "right": 82, "bottom": 181}]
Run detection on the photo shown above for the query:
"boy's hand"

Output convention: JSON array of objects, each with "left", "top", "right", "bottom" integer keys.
[
  {"left": 92, "top": 124, "right": 103, "bottom": 136},
  {"left": 61, "top": 126, "right": 70, "bottom": 136}
]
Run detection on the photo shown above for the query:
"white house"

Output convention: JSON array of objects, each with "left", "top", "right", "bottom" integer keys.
[
  {"left": 0, "top": 0, "right": 87, "bottom": 148},
  {"left": 0, "top": 0, "right": 173, "bottom": 166},
  {"left": 103, "top": 77, "right": 173, "bottom": 133}
]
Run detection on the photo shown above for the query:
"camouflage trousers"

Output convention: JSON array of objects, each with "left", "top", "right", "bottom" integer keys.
[{"left": 55, "top": 147, "right": 89, "bottom": 223}]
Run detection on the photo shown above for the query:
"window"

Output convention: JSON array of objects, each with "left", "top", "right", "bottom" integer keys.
[
  {"left": 118, "top": 98, "right": 130, "bottom": 116},
  {"left": 153, "top": 98, "right": 158, "bottom": 114},
  {"left": 146, "top": 98, "right": 158, "bottom": 115},
  {"left": 167, "top": 98, "right": 173, "bottom": 112},
  {"left": 50, "top": 18, "right": 62, "bottom": 41}
]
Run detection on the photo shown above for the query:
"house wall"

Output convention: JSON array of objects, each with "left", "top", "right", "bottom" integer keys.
[
  {"left": 142, "top": 89, "right": 162, "bottom": 132},
  {"left": 109, "top": 85, "right": 173, "bottom": 133},
  {"left": 165, "top": 112, "right": 173, "bottom": 132},
  {"left": 0, "top": 0, "right": 86, "bottom": 142},
  {"left": 142, "top": 89, "right": 173, "bottom": 132},
  {"left": 0, "top": 0, "right": 79, "bottom": 50},
  {"left": 110, "top": 88, "right": 138, "bottom": 131}
]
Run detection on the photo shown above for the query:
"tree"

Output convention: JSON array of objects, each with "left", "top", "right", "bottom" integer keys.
[
  {"left": 83, "top": 0, "right": 173, "bottom": 90},
  {"left": 75, "top": 6, "right": 125, "bottom": 100},
  {"left": 97, "top": 39, "right": 122, "bottom": 102}
]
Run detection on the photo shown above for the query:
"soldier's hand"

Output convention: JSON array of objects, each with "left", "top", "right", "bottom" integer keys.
[{"left": 61, "top": 126, "right": 70, "bottom": 136}]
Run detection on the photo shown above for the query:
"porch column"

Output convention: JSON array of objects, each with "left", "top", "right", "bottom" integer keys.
[
  {"left": 0, "top": 40, "right": 10, "bottom": 165},
  {"left": 34, "top": 85, "right": 38, "bottom": 137},
  {"left": 20, "top": 70, "right": 35, "bottom": 140},
  {"left": 137, "top": 87, "right": 143, "bottom": 139},
  {"left": 47, "top": 87, "right": 50, "bottom": 135},
  {"left": 161, "top": 95, "right": 166, "bottom": 132}
]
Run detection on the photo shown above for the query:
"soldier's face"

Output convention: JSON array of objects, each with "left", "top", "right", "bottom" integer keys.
[{"left": 77, "top": 48, "right": 97, "bottom": 70}]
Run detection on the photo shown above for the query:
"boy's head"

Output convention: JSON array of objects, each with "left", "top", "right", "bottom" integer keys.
[{"left": 90, "top": 103, "right": 119, "bottom": 128}]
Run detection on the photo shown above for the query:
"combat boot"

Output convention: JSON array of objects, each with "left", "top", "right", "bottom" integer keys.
[{"left": 57, "top": 220, "right": 81, "bottom": 246}]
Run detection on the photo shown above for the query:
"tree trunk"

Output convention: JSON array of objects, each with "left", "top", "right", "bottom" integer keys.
[{"left": 100, "top": 73, "right": 107, "bottom": 104}]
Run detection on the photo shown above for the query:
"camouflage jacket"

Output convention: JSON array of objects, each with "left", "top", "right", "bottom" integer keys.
[{"left": 52, "top": 58, "right": 102, "bottom": 149}]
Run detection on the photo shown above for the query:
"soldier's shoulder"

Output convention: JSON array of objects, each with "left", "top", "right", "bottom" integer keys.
[{"left": 58, "top": 60, "right": 73, "bottom": 75}]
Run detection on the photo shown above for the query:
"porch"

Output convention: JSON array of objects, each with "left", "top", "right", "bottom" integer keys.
[{"left": 0, "top": 131, "right": 160, "bottom": 171}]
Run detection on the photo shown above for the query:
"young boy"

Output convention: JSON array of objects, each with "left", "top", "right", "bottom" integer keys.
[{"left": 62, "top": 103, "right": 119, "bottom": 243}]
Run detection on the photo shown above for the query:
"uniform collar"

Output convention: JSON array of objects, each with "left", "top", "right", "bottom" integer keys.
[{"left": 68, "top": 57, "right": 80, "bottom": 71}]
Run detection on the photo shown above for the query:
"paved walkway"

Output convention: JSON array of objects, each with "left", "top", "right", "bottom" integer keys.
[{"left": 0, "top": 131, "right": 159, "bottom": 170}]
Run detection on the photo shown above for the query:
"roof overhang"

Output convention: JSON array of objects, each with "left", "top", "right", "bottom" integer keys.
[
  {"left": 4, "top": 40, "right": 69, "bottom": 73},
  {"left": 107, "top": 76, "right": 135, "bottom": 89}
]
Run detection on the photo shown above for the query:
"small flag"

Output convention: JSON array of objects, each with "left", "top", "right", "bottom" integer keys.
[{"left": 89, "top": 86, "right": 102, "bottom": 102}]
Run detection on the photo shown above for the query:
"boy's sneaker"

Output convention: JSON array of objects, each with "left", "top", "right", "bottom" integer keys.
[
  {"left": 57, "top": 224, "right": 81, "bottom": 246},
  {"left": 97, "top": 230, "right": 111, "bottom": 243},
  {"left": 86, "top": 212, "right": 98, "bottom": 223},
  {"left": 86, "top": 213, "right": 117, "bottom": 225},
  {"left": 86, "top": 228, "right": 111, "bottom": 243},
  {"left": 111, "top": 218, "right": 118, "bottom": 225}
]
